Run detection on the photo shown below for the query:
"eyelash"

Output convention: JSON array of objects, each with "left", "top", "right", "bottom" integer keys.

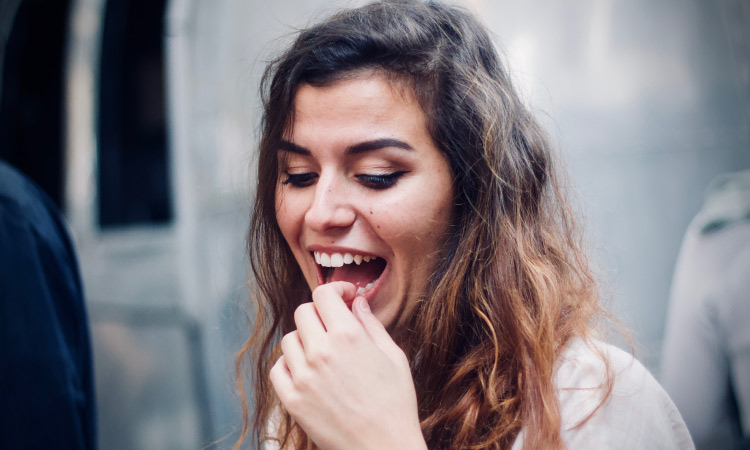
[
  {"left": 355, "top": 171, "right": 409, "bottom": 189},
  {"left": 281, "top": 172, "right": 317, "bottom": 187},
  {"left": 281, "top": 171, "right": 409, "bottom": 189}
]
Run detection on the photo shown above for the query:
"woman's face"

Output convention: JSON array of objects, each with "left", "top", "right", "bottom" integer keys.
[{"left": 275, "top": 73, "right": 454, "bottom": 330}]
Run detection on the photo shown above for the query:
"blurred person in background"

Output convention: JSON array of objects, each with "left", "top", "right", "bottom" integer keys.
[
  {"left": 0, "top": 160, "right": 97, "bottom": 449},
  {"left": 662, "top": 170, "right": 750, "bottom": 450},
  {"left": 235, "top": 1, "right": 694, "bottom": 449}
]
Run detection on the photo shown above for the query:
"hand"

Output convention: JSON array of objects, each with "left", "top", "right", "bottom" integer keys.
[{"left": 269, "top": 282, "right": 427, "bottom": 450}]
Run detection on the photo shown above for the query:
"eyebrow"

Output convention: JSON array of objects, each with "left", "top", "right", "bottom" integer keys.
[
  {"left": 345, "top": 138, "right": 414, "bottom": 154},
  {"left": 278, "top": 138, "right": 414, "bottom": 155},
  {"left": 278, "top": 140, "right": 310, "bottom": 155}
]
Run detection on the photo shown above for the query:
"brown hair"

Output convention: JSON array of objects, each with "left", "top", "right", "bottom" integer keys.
[{"left": 236, "top": 1, "right": 615, "bottom": 449}]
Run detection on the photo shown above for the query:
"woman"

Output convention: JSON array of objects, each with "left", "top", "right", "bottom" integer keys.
[{"left": 236, "top": 1, "right": 694, "bottom": 449}]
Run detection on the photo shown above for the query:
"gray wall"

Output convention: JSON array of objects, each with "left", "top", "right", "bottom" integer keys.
[{"left": 64, "top": 0, "right": 749, "bottom": 448}]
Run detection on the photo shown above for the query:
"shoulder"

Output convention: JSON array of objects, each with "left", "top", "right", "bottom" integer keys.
[
  {"left": 552, "top": 339, "right": 695, "bottom": 450},
  {"left": 0, "top": 161, "right": 69, "bottom": 245},
  {"left": 0, "top": 161, "right": 49, "bottom": 216},
  {"left": 0, "top": 161, "right": 84, "bottom": 328},
  {"left": 0, "top": 161, "right": 77, "bottom": 268}
]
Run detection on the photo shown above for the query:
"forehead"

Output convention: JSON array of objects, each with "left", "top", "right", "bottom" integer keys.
[{"left": 285, "top": 74, "right": 425, "bottom": 141}]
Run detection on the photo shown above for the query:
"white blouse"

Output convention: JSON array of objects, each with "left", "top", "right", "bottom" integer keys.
[{"left": 511, "top": 339, "right": 695, "bottom": 449}]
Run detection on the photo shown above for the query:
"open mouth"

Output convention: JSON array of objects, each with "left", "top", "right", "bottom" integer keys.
[{"left": 313, "top": 251, "right": 387, "bottom": 297}]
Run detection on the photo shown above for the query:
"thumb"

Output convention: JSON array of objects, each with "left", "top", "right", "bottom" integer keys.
[{"left": 352, "top": 296, "right": 400, "bottom": 355}]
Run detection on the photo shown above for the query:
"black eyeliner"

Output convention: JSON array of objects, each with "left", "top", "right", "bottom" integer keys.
[
  {"left": 356, "top": 170, "right": 410, "bottom": 189},
  {"left": 281, "top": 171, "right": 318, "bottom": 187}
]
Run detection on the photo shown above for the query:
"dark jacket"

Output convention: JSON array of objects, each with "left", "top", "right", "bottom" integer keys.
[{"left": 0, "top": 161, "right": 97, "bottom": 449}]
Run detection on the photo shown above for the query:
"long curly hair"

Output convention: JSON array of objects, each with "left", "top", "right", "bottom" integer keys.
[{"left": 235, "top": 1, "right": 615, "bottom": 449}]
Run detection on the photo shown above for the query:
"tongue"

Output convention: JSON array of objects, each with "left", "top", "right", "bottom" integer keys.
[{"left": 329, "top": 258, "right": 386, "bottom": 289}]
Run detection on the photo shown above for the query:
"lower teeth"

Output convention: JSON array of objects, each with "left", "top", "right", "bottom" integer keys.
[{"left": 355, "top": 278, "right": 378, "bottom": 296}]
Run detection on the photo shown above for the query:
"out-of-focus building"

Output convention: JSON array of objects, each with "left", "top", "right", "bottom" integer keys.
[{"left": 0, "top": 0, "right": 747, "bottom": 448}]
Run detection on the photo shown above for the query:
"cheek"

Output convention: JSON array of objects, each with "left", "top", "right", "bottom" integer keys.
[
  {"left": 275, "top": 188, "right": 302, "bottom": 245},
  {"left": 372, "top": 182, "right": 453, "bottom": 253}
]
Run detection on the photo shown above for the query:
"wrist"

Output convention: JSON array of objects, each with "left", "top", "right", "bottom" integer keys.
[
  {"left": 403, "top": 431, "right": 428, "bottom": 450},
  {"left": 370, "top": 428, "right": 426, "bottom": 450}
]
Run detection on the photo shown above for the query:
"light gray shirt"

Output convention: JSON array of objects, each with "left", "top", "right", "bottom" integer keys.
[
  {"left": 513, "top": 339, "right": 694, "bottom": 449},
  {"left": 661, "top": 221, "right": 750, "bottom": 444}
]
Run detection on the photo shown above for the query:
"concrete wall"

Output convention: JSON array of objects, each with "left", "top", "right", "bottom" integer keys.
[{"left": 64, "top": 0, "right": 749, "bottom": 447}]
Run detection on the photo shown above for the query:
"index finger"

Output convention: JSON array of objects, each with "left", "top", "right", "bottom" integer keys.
[{"left": 311, "top": 282, "right": 358, "bottom": 331}]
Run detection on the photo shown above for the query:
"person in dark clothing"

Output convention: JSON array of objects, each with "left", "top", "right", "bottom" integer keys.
[{"left": 0, "top": 161, "right": 97, "bottom": 449}]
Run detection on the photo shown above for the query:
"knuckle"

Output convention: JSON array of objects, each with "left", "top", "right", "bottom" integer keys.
[
  {"left": 269, "top": 359, "right": 282, "bottom": 378},
  {"left": 293, "top": 369, "right": 316, "bottom": 391},
  {"left": 280, "top": 331, "right": 298, "bottom": 349},
  {"left": 283, "top": 392, "right": 303, "bottom": 415},
  {"left": 394, "top": 348, "right": 410, "bottom": 366},
  {"left": 331, "top": 326, "right": 359, "bottom": 345},
  {"left": 306, "top": 346, "right": 332, "bottom": 366},
  {"left": 312, "top": 281, "right": 349, "bottom": 300},
  {"left": 311, "top": 283, "right": 332, "bottom": 301},
  {"left": 269, "top": 357, "right": 287, "bottom": 386},
  {"left": 294, "top": 302, "right": 315, "bottom": 323}
]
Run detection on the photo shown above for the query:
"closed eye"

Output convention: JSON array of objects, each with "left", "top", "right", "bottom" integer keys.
[
  {"left": 356, "top": 171, "right": 409, "bottom": 190},
  {"left": 282, "top": 172, "right": 318, "bottom": 187}
]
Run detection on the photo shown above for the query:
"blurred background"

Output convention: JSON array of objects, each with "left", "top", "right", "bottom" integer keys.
[{"left": 0, "top": 0, "right": 747, "bottom": 448}]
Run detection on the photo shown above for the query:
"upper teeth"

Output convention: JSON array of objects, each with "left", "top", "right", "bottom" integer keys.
[{"left": 314, "top": 251, "right": 376, "bottom": 268}]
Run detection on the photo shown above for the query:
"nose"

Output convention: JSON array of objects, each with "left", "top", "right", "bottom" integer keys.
[{"left": 304, "top": 173, "right": 356, "bottom": 232}]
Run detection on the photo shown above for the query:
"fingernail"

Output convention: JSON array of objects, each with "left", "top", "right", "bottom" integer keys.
[{"left": 357, "top": 296, "right": 370, "bottom": 312}]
